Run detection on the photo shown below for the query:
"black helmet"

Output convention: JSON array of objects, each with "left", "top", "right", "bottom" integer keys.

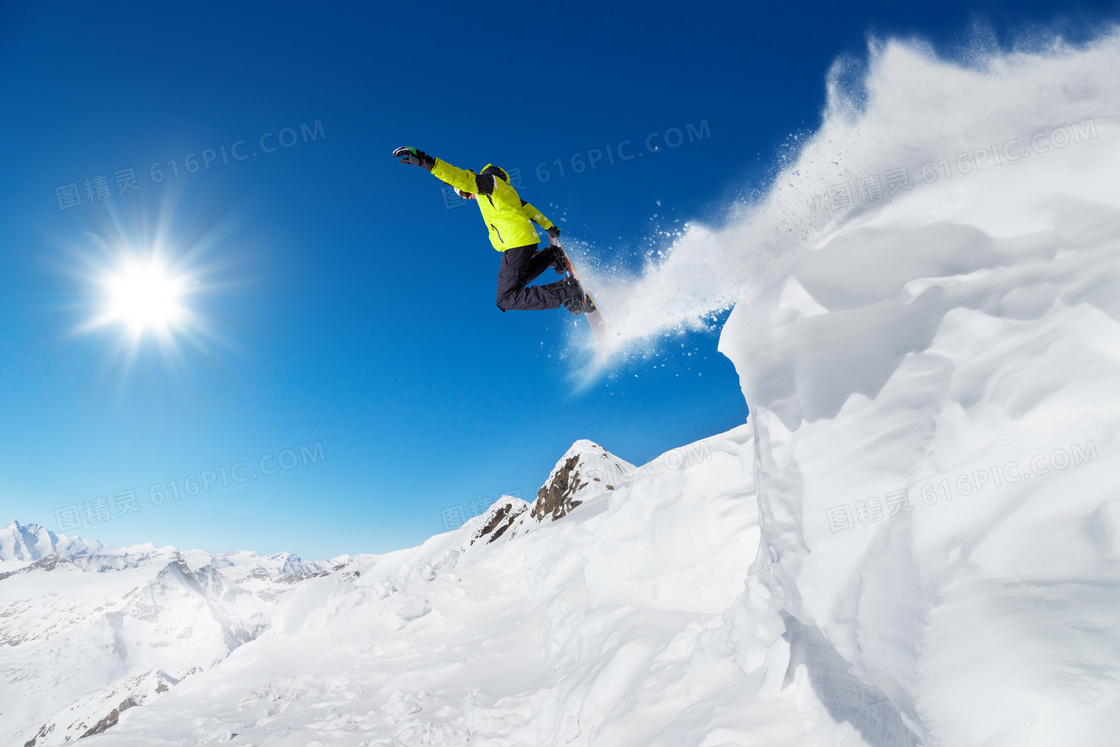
[{"left": 480, "top": 163, "right": 508, "bottom": 183}]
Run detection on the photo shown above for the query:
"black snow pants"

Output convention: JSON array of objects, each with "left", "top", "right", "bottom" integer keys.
[{"left": 495, "top": 244, "right": 564, "bottom": 311}]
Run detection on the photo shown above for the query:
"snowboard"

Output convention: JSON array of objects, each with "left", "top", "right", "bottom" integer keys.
[{"left": 557, "top": 246, "right": 608, "bottom": 359}]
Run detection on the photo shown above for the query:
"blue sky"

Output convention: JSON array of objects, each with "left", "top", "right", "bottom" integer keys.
[{"left": 2, "top": 0, "right": 1117, "bottom": 560}]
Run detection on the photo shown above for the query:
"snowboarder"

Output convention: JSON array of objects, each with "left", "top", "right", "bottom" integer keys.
[{"left": 393, "top": 146, "right": 591, "bottom": 315}]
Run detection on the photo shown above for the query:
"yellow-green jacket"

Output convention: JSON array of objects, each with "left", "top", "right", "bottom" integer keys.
[{"left": 431, "top": 159, "right": 554, "bottom": 251}]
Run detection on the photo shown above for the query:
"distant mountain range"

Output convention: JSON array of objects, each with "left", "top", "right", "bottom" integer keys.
[{"left": 1, "top": 441, "right": 637, "bottom": 746}]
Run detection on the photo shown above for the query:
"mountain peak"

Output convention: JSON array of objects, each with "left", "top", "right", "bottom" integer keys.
[
  {"left": 0, "top": 520, "right": 107, "bottom": 566},
  {"left": 468, "top": 495, "right": 530, "bottom": 546},
  {"left": 530, "top": 441, "right": 636, "bottom": 523}
]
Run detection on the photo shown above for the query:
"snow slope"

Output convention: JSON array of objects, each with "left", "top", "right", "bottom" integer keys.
[{"left": 64, "top": 434, "right": 772, "bottom": 746}]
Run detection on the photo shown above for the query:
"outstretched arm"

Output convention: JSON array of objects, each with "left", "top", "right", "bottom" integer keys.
[{"left": 392, "top": 147, "right": 498, "bottom": 196}]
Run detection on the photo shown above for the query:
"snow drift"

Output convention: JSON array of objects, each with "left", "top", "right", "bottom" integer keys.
[
  {"left": 712, "top": 33, "right": 1120, "bottom": 746},
  {"left": 588, "top": 29, "right": 1120, "bottom": 357}
]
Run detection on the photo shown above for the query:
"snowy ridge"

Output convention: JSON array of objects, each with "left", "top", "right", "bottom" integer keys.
[
  {"left": 0, "top": 520, "right": 108, "bottom": 570},
  {"left": 452, "top": 440, "right": 637, "bottom": 550},
  {"left": 530, "top": 439, "right": 637, "bottom": 523}
]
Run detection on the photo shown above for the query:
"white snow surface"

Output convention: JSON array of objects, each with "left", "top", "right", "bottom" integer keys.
[{"left": 6, "top": 30, "right": 1120, "bottom": 747}]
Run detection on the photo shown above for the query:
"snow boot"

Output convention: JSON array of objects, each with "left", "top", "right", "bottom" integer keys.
[
  {"left": 549, "top": 246, "right": 570, "bottom": 276},
  {"left": 558, "top": 276, "right": 589, "bottom": 315}
]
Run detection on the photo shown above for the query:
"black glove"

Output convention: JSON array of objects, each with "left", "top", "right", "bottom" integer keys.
[
  {"left": 547, "top": 226, "right": 562, "bottom": 247},
  {"left": 392, "top": 146, "right": 435, "bottom": 171}
]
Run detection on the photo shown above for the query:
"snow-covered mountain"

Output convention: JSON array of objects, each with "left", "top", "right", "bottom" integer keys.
[
  {"left": 0, "top": 522, "right": 335, "bottom": 747},
  {"left": 0, "top": 441, "right": 642, "bottom": 747},
  {"left": 52, "top": 434, "right": 758, "bottom": 746},
  {"left": 530, "top": 439, "right": 636, "bottom": 522},
  {"left": 0, "top": 521, "right": 108, "bottom": 570}
]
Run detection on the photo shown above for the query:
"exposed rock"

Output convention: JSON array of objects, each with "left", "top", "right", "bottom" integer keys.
[
  {"left": 79, "top": 696, "right": 138, "bottom": 738},
  {"left": 532, "top": 455, "right": 584, "bottom": 522},
  {"left": 530, "top": 441, "right": 636, "bottom": 523},
  {"left": 470, "top": 499, "right": 529, "bottom": 546}
]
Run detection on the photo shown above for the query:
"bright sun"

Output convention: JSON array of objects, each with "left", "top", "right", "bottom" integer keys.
[{"left": 102, "top": 259, "right": 187, "bottom": 336}]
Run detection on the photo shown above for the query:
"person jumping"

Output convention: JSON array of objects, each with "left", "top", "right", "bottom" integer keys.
[{"left": 393, "top": 146, "right": 591, "bottom": 315}]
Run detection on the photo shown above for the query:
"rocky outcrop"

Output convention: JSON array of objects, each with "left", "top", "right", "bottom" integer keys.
[
  {"left": 530, "top": 441, "right": 636, "bottom": 522},
  {"left": 470, "top": 498, "right": 529, "bottom": 546}
]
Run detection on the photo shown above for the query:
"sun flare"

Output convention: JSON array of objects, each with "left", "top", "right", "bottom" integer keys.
[{"left": 101, "top": 259, "right": 187, "bottom": 337}]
